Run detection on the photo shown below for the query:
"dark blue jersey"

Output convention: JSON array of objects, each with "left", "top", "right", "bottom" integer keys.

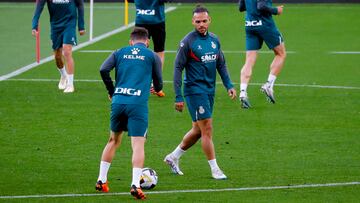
[
  {"left": 100, "top": 43, "right": 163, "bottom": 105},
  {"left": 239, "top": 0, "right": 278, "bottom": 28},
  {"left": 32, "top": 0, "right": 85, "bottom": 32},
  {"left": 174, "top": 30, "right": 234, "bottom": 103},
  {"left": 128, "top": 0, "right": 168, "bottom": 24}
]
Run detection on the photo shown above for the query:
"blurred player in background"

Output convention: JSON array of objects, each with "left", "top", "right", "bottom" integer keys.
[
  {"left": 164, "top": 5, "right": 236, "bottom": 180},
  {"left": 32, "top": 0, "right": 85, "bottom": 93},
  {"left": 128, "top": 0, "right": 171, "bottom": 97},
  {"left": 95, "top": 27, "right": 163, "bottom": 200},
  {"left": 238, "top": 0, "right": 287, "bottom": 108}
]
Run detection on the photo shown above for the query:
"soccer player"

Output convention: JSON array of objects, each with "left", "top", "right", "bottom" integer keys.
[
  {"left": 164, "top": 5, "right": 236, "bottom": 180},
  {"left": 32, "top": 0, "right": 85, "bottom": 93},
  {"left": 95, "top": 27, "right": 163, "bottom": 200},
  {"left": 238, "top": 0, "right": 287, "bottom": 108},
  {"left": 127, "top": 0, "right": 171, "bottom": 97}
]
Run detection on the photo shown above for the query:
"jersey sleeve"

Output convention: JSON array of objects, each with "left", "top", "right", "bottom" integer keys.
[
  {"left": 152, "top": 53, "right": 163, "bottom": 93},
  {"left": 32, "top": 0, "right": 46, "bottom": 30},
  {"left": 100, "top": 52, "right": 117, "bottom": 96},
  {"left": 239, "top": 0, "right": 246, "bottom": 12},
  {"left": 216, "top": 48, "right": 234, "bottom": 91},
  {"left": 75, "top": 0, "right": 85, "bottom": 31},
  {"left": 257, "top": 0, "right": 278, "bottom": 15},
  {"left": 173, "top": 37, "right": 190, "bottom": 103}
]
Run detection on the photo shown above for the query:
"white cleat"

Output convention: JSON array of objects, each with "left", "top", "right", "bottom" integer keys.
[
  {"left": 211, "top": 168, "right": 227, "bottom": 180},
  {"left": 239, "top": 90, "right": 251, "bottom": 109},
  {"left": 63, "top": 84, "right": 75, "bottom": 93},
  {"left": 58, "top": 76, "right": 68, "bottom": 90},
  {"left": 260, "top": 83, "right": 275, "bottom": 104},
  {"left": 164, "top": 154, "right": 184, "bottom": 175}
]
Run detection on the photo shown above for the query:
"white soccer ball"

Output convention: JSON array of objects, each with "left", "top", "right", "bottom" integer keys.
[{"left": 140, "top": 168, "right": 158, "bottom": 189}]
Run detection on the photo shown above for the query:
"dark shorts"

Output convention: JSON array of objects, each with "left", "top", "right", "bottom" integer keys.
[
  {"left": 110, "top": 104, "right": 148, "bottom": 137},
  {"left": 245, "top": 26, "right": 283, "bottom": 50},
  {"left": 51, "top": 26, "right": 77, "bottom": 50},
  {"left": 185, "top": 94, "right": 214, "bottom": 122},
  {"left": 136, "top": 22, "right": 165, "bottom": 52}
]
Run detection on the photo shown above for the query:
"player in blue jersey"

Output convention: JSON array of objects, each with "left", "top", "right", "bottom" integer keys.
[
  {"left": 95, "top": 27, "right": 163, "bottom": 200},
  {"left": 164, "top": 5, "right": 236, "bottom": 180},
  {"left": 238, "top": 0, "right": 287, "bottom": 108},
  {"left": 127, "top": 0, "right": 171, "bottom": 97},
  {"left": 32, "top": 0, "right": 85, "bottom": 93}
]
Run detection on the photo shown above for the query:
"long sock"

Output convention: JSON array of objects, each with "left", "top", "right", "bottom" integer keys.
[
  {"left": 67, "top": 74, "right": 74, "bottom": 86},
  {"left": 98, "top": 161, "right": 111, "bottom": 183},
  {"left": 171, "top": 146, "right": 185, "bottom": 159},
  {"left": 208, "top": 159, "right": 220, "bottom": 170},
  {"left": 267, "top": 74, "right": 277, "bottom": 88},
  {"left": 131, "top": 168, "right": 142, "bottom": 188},
  {"left": 58, "top": 66, "right": 67, "bottom": 77},
  {"left": 240, "top": 83, "right": 248, "bottom": 92}
]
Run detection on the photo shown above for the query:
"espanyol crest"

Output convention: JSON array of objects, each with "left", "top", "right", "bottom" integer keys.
[
  {"left": 211, "top": 41, "right": 216, "bottom": 49},
  {"left": 198, "top": 106, "right": 205, "bottom": 114}
]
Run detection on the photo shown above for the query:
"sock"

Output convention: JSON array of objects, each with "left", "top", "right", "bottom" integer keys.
[
  {"left": 98, "top": 161, "right": 111, "bottom": 183},
  {"left": 240, "top": 83, "right": 248, "bottom": 92},
  {"left": 131, "top": 167, "right": 142, "bottom": 188},
  {"left": 208, "top": 159, "right": 219, "bottom": 170},
  {"left": 267, "top": 74, "right": 277, "bottom": 88},
  {"left": 172, "top": 146, "right": 185, "bottom": 159},
  {"left": 58, "top": 66, "right": 67, "bottom": 77},
  {"left": 67, "top": 74, "right": 74, "bottom": 86}
]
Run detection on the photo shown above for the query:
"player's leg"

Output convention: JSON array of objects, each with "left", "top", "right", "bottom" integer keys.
[
  {"left": 96, "top": 131, "right": 123, "bottom": 192},
  {"left": 62, "top": 44, "right": 75, "bottom": 93},
  {"left": 52, "top": 30, "right": 68, "bottom": 90},
  {"left": 152, "top": 22, "right": 166, "bottom": 97}
]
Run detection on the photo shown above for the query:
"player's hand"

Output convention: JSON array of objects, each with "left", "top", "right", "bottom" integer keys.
[
  {"left": 228, "top": 88, "right": 237, "bottom": 100},
  {"left": 79, "top": 30, "right": 86, "bottom": 36},
  {"left": 32, "top": 29, "right": 38, "bottom": 37},
  {"left": 277, "top": 5, "right": 284, "bottom": 15},
  {"left": 175, "top": 102, "right": 184, "bottom": 112}
]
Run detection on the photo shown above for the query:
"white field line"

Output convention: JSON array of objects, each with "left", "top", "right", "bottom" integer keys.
[
  {"left": 0, "top": 181, "right": 359, "bottom": 199},
  {"left": 6, "top": 79, "right": 360, "bottom": 90},
  {"left": 0, "top": 6, "right": 177, "bottom": 82},
  {"left": 330, "top": 51, "right": 360, "bottom": 54}
]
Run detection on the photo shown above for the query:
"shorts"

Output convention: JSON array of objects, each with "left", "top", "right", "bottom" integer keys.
[
  {"left": 135, "top": 22, "right": 165, "bottom": 52},
  {"left": 110, "top": 103, "right": 148, "bottom": 137},
  {"left": 51, "top": 26, "right": 77, "bottom": 50},
  {"left": 245, "top": 26, "right": 283, "bottom": 50},
  {"left": 185, "top": 94, "right": 214, "bottom": 122}
]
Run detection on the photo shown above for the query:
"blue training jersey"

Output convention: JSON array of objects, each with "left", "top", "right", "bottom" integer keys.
[
  {"left": 100, "top": 43, "right": 163, "bottom": 105},
  {"left": 239, "top": 0, "right": 278, "bottom": 28},
  {"left": 128, "top": 0, "right": 168, "bottom": 24},
  {"left": 173, "top": 30, "right": 234, "bottom": 103},
  {"left": 32, "top": 0, "right": 85, "bottom": 32}
]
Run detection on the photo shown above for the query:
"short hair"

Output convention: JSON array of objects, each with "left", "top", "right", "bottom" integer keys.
[
  {"left": 192, "top": 4, "right": 209, "bottom": 15},
  {"left": 130, "top": 27, "right": 149, "bottom": 41}
]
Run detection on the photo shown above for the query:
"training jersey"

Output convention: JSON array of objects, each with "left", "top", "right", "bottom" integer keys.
[
  {"left": 32, "top": 0, "right": 85, "bottom": 32},
  {"left": 100, "top": 43, "right": 163, "bottom": 105},
  {"left": 239, "top": 0, "right": 278, "bottom": 28},
  {"left": 128, "top": 0, "right": 168, "bottom": 24},
  {"left": 174, "top": 30, "right": 234, "bottom": 103}
]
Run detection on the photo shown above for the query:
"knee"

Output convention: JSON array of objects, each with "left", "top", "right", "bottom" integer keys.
[
  {"left": 201, "top": 124, "right": 213, "bottom": 138},
  {"left": 108, "top": 136, "right": 121, "bottom": 148},
  {"left": 63, "top": 49, "right": 72, "bottom": 59}
]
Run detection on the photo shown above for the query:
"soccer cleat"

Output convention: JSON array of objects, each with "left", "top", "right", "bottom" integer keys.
[
  {"left": 130, "top": 185, "right": 146, "bottom": 200},
  {"left": 58, "top": 75, "right": 68, "bottom": 90},
  {"left": 156, "top": 90, "right": 165, "bottom": 97},
  {"left": 260, "top": 83, "right": 275, "bottom": 104},
  {"left": 239, "top": 96, "right": 251, "bottom": 109},
  {"left": 64, "top": 84, "right": 75, "bottom": 93},
  {"left": 95, "top": 180, "right": 109, "bottom": 193},
  {"left": 164, "top": 154, "right": 184, "bottom": 175},
  {"left": 211, "top": 168, "right": 227, "bottom": 180}
]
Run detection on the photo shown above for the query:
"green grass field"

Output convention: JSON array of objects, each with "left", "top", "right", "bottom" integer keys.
[{"left": 1, "top": 2, "right": 360, "bottom": 202}]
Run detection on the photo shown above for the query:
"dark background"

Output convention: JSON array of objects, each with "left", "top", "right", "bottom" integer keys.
[{"left": 2, "top": 0, "right": 360, "bottom": 3}]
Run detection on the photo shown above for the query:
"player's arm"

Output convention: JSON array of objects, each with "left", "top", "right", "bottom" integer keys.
[
  {"left": 257, "top": 0, "right": 283, "bottom": 15},
  {"left": 31, "top": 0, "right": 46, "bottom": 35},
  {"left": 216, "top": 49, "right": 236, "bottom": 99},
  {"left": 100, "top": 52, "right": 116, "bottom": 98},
  {"left": 152, "top": 53, "right": 163, "bottom": 93},
  {"left": 239, "top": 0, "right": 246, "bottom": 12},
  {"left": 173, "top": 38, "right": 189, "bottom": 112},
  {"left": 75, "top": 0, "right": 86, "bottom": 35}
]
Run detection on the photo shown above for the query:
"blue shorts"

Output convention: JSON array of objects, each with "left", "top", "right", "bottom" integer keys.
[
  {"left": 245, "top": 26, "right": 283, "bottom": 50},
  {"left": 110, "top": 104, "right": 148, "bottom": 137},
  {"left": 51, "top": 26, "right": 77, "bottom": 50},
  {"left": 185, "top": 94, "right": 214, "bottom": 122}
]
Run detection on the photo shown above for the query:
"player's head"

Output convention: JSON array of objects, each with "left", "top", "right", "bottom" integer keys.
[
  {"left": 192, "top": 5, "right": 211, "bottom": 35},
  {"left": 130, "top": 27, "right": 149, "bottom": 47}
]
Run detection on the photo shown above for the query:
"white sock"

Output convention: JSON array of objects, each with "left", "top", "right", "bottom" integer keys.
[
  {"left": 131, "top": 167, "right": 142, "bottom": 188},
  {"left": 98, "top": 161, "right": 111, "bottom": 183},
  {"left": 267, "top": 74, "right": 277, "bottom": 88},
  {"left": 208, "top": 159, "right": 219, "bottom": 171},
  {"left": 67, "top": 74, "right": 74, "bottom": 86},
  {"left": 240, "top": 83, "right": 248, "bottom": 92},
  {"left": 58, "top": 67, "right": 67, "bottom": 77},
  {"left": 172, "top": 146, "right": 185, "bottom": 159}
]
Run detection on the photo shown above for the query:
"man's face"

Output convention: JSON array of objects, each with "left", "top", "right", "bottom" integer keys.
[{"left": 192, "top": 12, "right": 211, "bottom": 34}]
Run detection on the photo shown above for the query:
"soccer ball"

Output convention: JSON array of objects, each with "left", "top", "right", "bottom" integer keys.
[{"left": 140, "top": 168, "right": 158, "bottom": 189}]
